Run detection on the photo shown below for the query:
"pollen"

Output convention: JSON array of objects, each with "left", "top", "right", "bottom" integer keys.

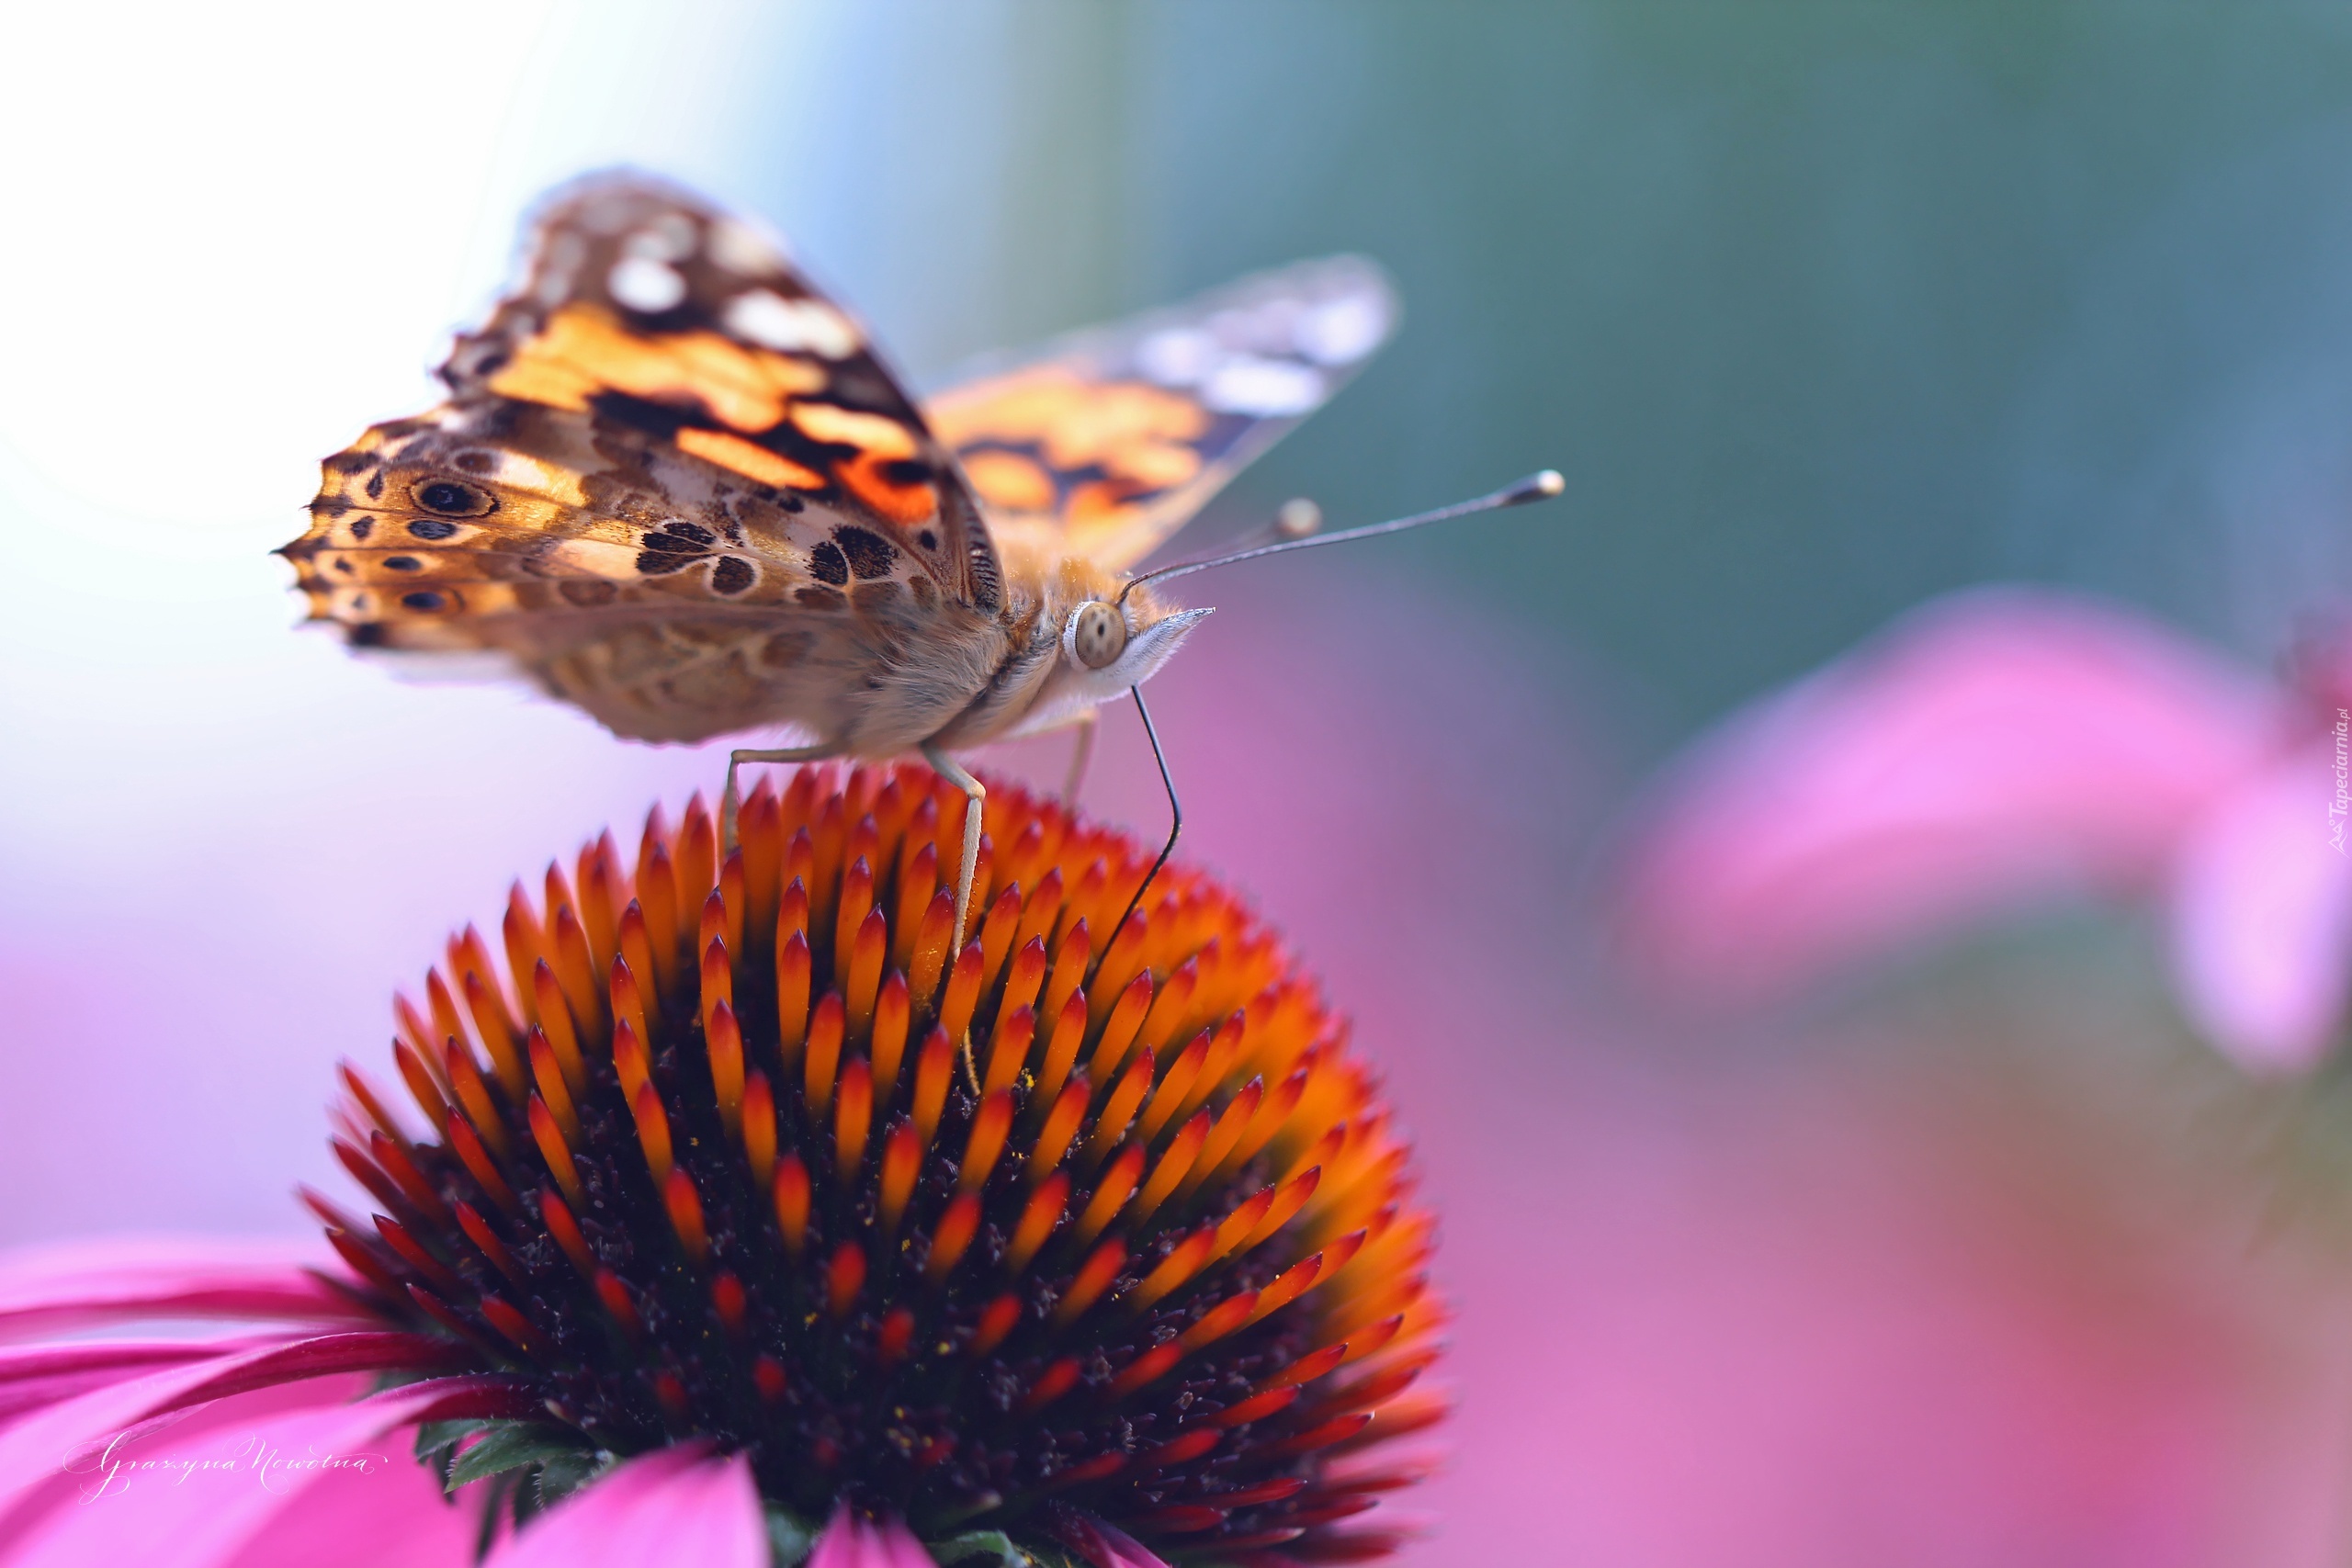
[{"left": 324, "top": 763, "right": 1442, "bottom": 1561}]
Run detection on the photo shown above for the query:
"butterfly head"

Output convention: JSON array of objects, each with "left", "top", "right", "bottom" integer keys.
[
  {"left": 1001, "top": 570, "right": 1210, "bottom": 740},
  {"left": 1058, "top": 580, "right": 1211, "bottom": 685}
]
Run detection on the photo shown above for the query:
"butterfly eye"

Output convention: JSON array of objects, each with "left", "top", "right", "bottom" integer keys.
[
  {"left": 412, "top": 479, "right": 497, "bottom": 517},
  {"left": 1070, "top": 601, "right": 1128, "bottom": 671}
]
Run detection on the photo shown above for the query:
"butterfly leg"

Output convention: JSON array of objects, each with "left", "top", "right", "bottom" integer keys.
[
  {"left": 920, "top": 743, "right": 989, "bottom": 1093},
  {"left": 1061, "top": 709, "right": 1099, "bottom": 808},
  {"left": 722, "top": 744, "right": 837, "bottom": 853},
  {"left": 920, "top": 745, "right": 988, "bottom": 959},
  {"left": 1091, "top": 685, "right": 1182, "bottom": 980}
]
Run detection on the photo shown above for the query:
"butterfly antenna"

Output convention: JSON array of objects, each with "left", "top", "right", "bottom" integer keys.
[
  {"left": 1091, "top": 684, "right": 1182, "bottom": 981},
  {"left": 1118, "top": 468, "right": 1565, "bottom": 605}
]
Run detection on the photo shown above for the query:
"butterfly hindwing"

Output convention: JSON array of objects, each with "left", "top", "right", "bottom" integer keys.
[
  {"left": 283, "top": 396, "right": 1002, "bottom": 744},
  {"left": 924, "top": 254, "right": 1398, "bottom": 572}
]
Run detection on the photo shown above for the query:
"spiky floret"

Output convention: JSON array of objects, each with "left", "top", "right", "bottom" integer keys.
[{"left": 318, "top": 764, "right": 1442, "bottom": 1562}]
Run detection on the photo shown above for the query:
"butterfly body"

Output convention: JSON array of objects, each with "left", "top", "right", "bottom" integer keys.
[{"left": 282, "top": 175, "right": 1395, "bottom": 761}]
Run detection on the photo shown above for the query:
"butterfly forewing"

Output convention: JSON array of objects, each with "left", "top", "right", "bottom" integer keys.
[
  {"left": 924, "top": 254, "right": 1398, "bottom": 572},
  {"left": 281, "top": 175, "right": 1009, "bottom": 748},
  {"left": 443, "top": 175, "right": 999, "bottom": 606}
]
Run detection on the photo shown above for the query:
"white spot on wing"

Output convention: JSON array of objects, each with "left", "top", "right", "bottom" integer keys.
[
  {"left": 1201, "top": 357, "right": 1324, "bottom": 417},
  {"left": 1136, "top": 327, "right": 1216, "bottom": 387},
  {"left": 723, "top": 289, "right": 860, "bottom": 356},
  {"left": 608, "top": 256, "right": 687, "bottom": 312},
  {"left": 1295, "top": 293, "right": 1388, "bottom": 365}
]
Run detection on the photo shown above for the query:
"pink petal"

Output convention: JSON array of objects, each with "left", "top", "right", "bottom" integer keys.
[
  {"left": 483, "top": 1446, "right": 763, "bottom": 1568},
  {"left": 805, "top": 1504, "right": 863, "bottom": 1568},
  {"left": 2169, "top": 742, "right": 2352, "bottom": 1070},
  {"left": 0, "top": 1376, "right": 507, "bottom": 1568},
  {"left": 0, "top": 1236, "right": 367, "bottom": 1341},
  {"left": 805, "top": 1505, "right": 859, "bottom": 1568},
  {"left": 0, "top": 1340, "right": 275, "bottom": 1431},
  {"left": 1047, "top": 1507, "right": 1174, "bottom": 1568},
  {"left": 0, "top": 1331, "right": 460, "bottom": 1519},
  {"left": 1618, "top": 588, "right": 2284, "bottom": 997},
  {"left": 231, "top": 1430, "right": 470, "bottom": 1568},
  {"left": 806, "top": 1504, "right": 938, "bottom": 1568}
]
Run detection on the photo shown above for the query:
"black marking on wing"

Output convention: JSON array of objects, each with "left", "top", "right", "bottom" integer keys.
[{"left": 832, "top": 526, "right": 897, "bottom": 580}]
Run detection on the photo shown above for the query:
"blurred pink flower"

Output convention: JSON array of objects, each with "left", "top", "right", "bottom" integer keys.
[{"left": 1617, "top": 587, "right": 2352, "bottom": 1069}]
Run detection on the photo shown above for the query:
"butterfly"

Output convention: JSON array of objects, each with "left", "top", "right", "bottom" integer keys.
[{"left": 280, "top": 173, "right": 1551, "bottom": 951}]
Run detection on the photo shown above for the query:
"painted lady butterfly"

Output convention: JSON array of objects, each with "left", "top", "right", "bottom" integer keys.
[{"left": 280, "top": 173, "right": 1549, "bottom": 948}]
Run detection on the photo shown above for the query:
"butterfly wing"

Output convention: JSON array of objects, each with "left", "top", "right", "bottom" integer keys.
[
  {"left": 438, "top": 175, "right": 1001, "bottom": 610},
  {"left": 923, "top": 255, "right": 1398, "bottom": 573},
  {"left": 281, "top": 175, "right": 1008, "bottom": 750}
]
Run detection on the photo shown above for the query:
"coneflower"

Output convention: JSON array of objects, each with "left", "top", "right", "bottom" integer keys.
[{"left": 0, "top": 766, "right": 1442, "bottom": 1567}]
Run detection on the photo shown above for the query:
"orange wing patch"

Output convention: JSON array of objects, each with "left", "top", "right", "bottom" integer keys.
[
  {"left": 932, "top": 367, "right": 1209, "bottom": 504},
  {"left": 789, "top": 401, "right": 936, "bottom": 525},
  {"left": 959, "top": 449, "right": 1057, "bottom": 512},
  {"left": 930, "top": 365, "right": 1218, "bottom": 570},
  {"left": 924, "top": 254, "right": 1396, "bottom": 572},
  {"left": 674, "top": 428, "right": 825, "bottom": 490},
  {"left": 492, "top": 305, "right": 944, "bottom": 533},
  {"left": 487, "top": 302, "right": 827, "bottom": 427}
]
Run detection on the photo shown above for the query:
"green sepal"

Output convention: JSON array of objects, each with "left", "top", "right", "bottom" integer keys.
[
  {"left": 414, "top": 1419, "right": 494, "bottom": 1461},
  {"left": 414, "top": 1418, "right": 492, "bottom": 1499},
  {"left": 528, "top": 1447, "right": 605, "bottom": 1512},
  {"left": 446, "top": 1422, "right": 594, "bottom": 1492}
]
